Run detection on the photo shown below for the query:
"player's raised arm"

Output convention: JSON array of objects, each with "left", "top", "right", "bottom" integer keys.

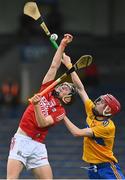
[
  {"left": 31, "top": 94, "right": 54, "bottom": 127},
  {"left": 61, "top": 53, "right": 89, "bottom": 103},
  {"left": 42, "top": 34, "right": 73, "bottom": 84}
]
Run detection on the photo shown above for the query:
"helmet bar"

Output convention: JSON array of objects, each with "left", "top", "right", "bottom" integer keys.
[{"left": 61, "top": 82, "right": 77, "bottom": 96}]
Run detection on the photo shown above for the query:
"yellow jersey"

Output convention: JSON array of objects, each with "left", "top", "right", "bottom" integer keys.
[{"left": 82, "top": 98, "right": 118, "bottom": 164}]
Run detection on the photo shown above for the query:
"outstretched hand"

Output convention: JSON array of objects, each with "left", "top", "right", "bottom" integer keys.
[{"left": 61, "top": 53, "right": 72, "bottom": 68}]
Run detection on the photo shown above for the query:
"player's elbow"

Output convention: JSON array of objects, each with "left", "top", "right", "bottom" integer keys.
[
  {"left": 73, "top": 133, "right": 80, "bottom": 137},
  {"left": 37, "top": 119, "right": 53, "bottom": 128},
  {"left": 38, "top": 121, "right": 48, "bottom": 128},
  {"left": 38, "top": 122, "right": 53, "bottom": 128},
  {"left": 72, "top": 129, "right": 93, "bottom": 137},
  {"left": 39, "top": 115, "right": 54, "bottom": 128}
]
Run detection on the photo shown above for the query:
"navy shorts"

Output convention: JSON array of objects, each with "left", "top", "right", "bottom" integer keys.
[{"left": 88, "top": 162, "right": 125, "bottom": 179}]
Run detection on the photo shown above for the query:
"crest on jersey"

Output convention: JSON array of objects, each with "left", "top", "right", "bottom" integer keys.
[{"left": 102, "top": 120, "right": 109, "bottom": 127}]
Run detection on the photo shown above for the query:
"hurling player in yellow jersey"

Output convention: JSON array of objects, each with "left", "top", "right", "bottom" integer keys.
[{"left": 62, "top": 53, "right": 125, "bottom": 179}]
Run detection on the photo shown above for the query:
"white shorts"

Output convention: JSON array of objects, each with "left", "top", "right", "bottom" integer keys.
[{"left": 8, "top": 133, "right": 49, "bottom": 170}]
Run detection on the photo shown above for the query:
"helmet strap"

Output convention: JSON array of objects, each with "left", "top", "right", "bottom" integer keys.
[
  {"left": 103, "top": 105, "right": 112, "bottom": 116},
  {"left": 62, "top": 95, "right": 72, "bottom": 104}
]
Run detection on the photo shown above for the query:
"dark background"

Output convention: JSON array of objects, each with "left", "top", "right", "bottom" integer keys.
[{"left": 0, "top": 0, "right": 125, "bottom": 179}]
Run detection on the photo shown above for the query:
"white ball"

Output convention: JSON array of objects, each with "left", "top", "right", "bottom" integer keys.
[{"left": 51, "top": 33, "right": 58, "bottom": 41}]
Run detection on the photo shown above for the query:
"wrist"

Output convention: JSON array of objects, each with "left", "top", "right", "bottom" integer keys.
[
  {"left": 66, "top": 63, "right": 73, "bottom": 69},
  {"left": 33, "top": 102, "right": 40, "bottom": 106}
]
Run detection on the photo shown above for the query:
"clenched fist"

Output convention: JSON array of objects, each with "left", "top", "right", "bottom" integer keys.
[{"left": 61, "top": 34, "right": 73, "bottom": 47}]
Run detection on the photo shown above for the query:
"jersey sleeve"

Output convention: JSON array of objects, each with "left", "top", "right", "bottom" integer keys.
[
  {"left": 84, "top": 98, "right": 95, "bottom": 117},
  {"left": 50, "top": 107, "right": 66, "bottom": 124},
  {"left": 91, "top": 121, "right": 115, "bottom": 139}
]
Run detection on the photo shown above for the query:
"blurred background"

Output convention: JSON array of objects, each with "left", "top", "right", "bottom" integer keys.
[{"left": 0, "top": 0, "right": 125, "bottom": 179}]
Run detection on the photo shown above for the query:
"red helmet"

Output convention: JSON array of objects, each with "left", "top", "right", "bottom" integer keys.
[{"left": 101, "top": 94, "right": 121, "bottom": 115}]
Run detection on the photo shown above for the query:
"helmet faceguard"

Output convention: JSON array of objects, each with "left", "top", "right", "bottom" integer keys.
[
  {"left": 54, "top": 82, "right": 77, "bottom": 104},
  {"left": 94, "top": 94, "right": 121, "bottom": 116},
  {"left": 62, "top": 82, "right": 76, "bottom": 96}
]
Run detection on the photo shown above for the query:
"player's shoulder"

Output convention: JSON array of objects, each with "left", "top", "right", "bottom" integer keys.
[{"left": 85, "top": 98, "right": 94, "bottom": 105}]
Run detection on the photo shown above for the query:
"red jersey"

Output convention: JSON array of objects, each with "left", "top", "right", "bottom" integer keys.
[{"left": 19, "top": 81, "right": 66, "bottom": 143}]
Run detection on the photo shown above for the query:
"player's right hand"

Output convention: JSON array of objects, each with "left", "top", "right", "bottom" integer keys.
[
  {"left": 30, "top": 94, "right": 41, "bottom": 105},
  {"left": 61, "top": 34, "right": 73, "bottom": 47}
]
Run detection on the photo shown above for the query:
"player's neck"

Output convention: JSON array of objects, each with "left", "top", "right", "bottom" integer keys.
[{"left": 95, "top": 116, "right": 106, "bottom": 121}]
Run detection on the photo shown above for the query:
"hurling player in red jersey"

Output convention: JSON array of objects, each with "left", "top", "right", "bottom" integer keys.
[{"left": 7, "top": 34, "right": 76, "bottom": 179}]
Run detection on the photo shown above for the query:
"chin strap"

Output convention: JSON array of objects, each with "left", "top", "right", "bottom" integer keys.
[
  {"left": 62, "top": 94, "right": 72, "bottom": 104},
  {"left": 93, "top": 107, "right": 111, "bottom": 119},
  {"left": 52, "top": 90, "right": 72, "bottom": 104},
  {"left": 103, "top": 105, "right": 112, "bottom": 116}
]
